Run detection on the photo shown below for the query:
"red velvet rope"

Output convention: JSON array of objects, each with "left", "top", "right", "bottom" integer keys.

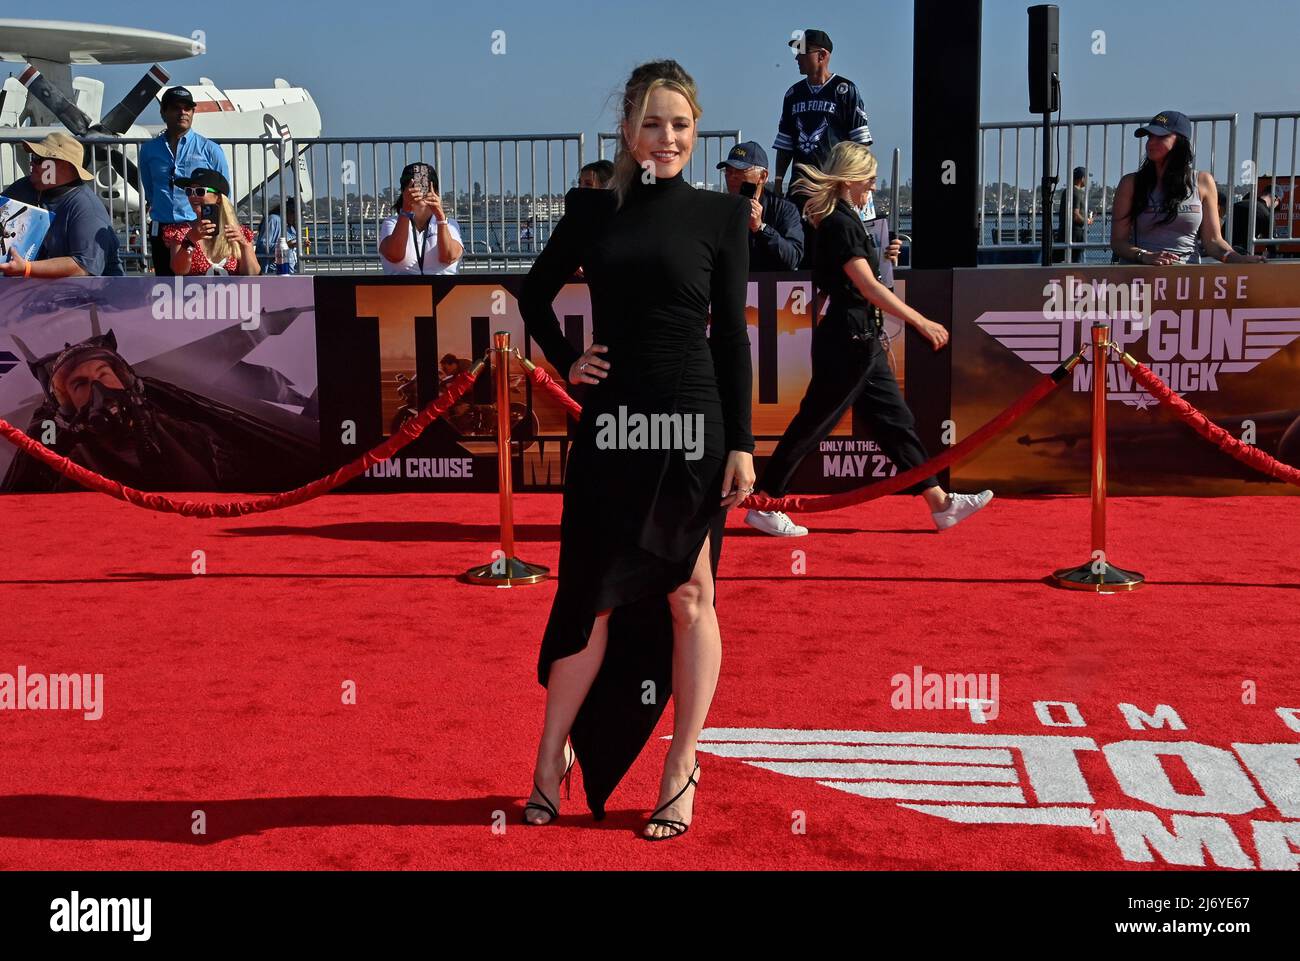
[
  {"left": 0, "top": 366, "right": 484, "bottom": 517},
  {"left": 523, "top": 363, "right": 584, "bottom": 419},
  {"left": 1125, "top": 360, "right": 1300, "bottom": 486},
  {"left": 525, "top": 354, "right": 1072, "bottom": 514}
]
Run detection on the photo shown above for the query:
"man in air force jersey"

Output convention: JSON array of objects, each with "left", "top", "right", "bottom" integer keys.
[{"left": 772, "top": 28, "right": 874, "bottom": 219}]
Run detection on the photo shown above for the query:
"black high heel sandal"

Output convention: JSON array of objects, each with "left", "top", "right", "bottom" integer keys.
[
  {"left": 644, "top": 760, "right": 700, "bottom": 841},
  {"left": 523, "top": 742, "right": 575, "bottom": 826}
]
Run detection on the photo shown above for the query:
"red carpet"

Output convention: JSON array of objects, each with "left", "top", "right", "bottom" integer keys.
[{"left": 1, "top": 492, "right": 1297, "bottom": 870}]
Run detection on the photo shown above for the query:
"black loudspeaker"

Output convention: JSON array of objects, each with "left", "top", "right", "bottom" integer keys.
[{"left": 1028, "top": 5, "right": 1059, "bottom": 114}]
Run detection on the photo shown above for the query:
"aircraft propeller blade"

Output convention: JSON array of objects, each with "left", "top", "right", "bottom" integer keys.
[
  {"left": 100, "top": 64, "right": 170, "bottom": 135},
  {"left": 18, "top": 65, "right": 92, "bottom": 137}
]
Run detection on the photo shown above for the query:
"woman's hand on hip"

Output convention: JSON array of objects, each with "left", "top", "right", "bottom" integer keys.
[
  {"left": 721, "top": 450, "right": 756, "bottom": 509},
  {"left": 568, "top": 344, "right": 610, "bottom": 385}
]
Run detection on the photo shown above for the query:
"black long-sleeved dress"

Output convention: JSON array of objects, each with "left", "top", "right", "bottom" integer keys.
[{"left": 519, "top": 170, "right": 754, "bottom": 818}]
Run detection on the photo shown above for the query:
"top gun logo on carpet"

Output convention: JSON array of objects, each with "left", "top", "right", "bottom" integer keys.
[
  {"left": 975, "top": 273, "right": 1300, "bottom": 409},
  {"left": 692, "top": 700, "right": 1300, "bottom": 870}
]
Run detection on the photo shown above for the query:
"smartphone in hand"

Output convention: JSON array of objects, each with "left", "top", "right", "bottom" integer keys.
[
  {"left": 201, "top": 204, "right": 217, "bottom": 221},
  {"left": 739, "top": 182, "right": 757, "bottom": 200}
]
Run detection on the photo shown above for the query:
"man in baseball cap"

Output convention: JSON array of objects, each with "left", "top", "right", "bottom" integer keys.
[
  {"left": 773, "top": 27, "right": 874, "bottom": 234},
  {"left": 716, "top": 141, "right": 804, "bottom": 271},
  {"left": 138, "top": 84, "right": 231, "bottom": 275},
  {"left": 0, "top": 133, "right": 122, "bottom": 277},
  {"left": 1135, "top": 111, "right": 1193, "bottom": 140}
]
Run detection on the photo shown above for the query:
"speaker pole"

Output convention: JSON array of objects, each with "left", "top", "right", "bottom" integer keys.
[{"left": 1029, "top": 4, "right": 1060, "bottom": 267}]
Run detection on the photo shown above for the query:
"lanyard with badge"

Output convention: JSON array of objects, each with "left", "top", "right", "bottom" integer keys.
[
  {"left": 407, "top": 166, "right": 434, "bottom": 274},
  {"left": 410, "top": 216, "right": 428, "bottom": 275},
  {"left": 851, "top": 209, "right": 889, "bottom": 342}
]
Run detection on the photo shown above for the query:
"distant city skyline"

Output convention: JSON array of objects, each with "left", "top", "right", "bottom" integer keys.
[{"left": 13, "top": 0, "right": 1299, "bottom": 183}]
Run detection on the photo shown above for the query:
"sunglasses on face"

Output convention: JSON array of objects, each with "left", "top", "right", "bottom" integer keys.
[{"left": 184, "top": 187, "right": 218, "bottom": 197}]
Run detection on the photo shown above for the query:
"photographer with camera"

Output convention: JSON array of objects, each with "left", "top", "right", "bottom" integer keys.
[
  {"left": 718, "top": 141, "right": 804, "bottom": 271},
  {"left": 139, "top": 86, "right": 232, "bottom": 276},
  {"left": 378, "top": 162, "right": 464, "bottom": 274},
  {"left": 161, "top": 168, "right": 260, "bottom": 276}
]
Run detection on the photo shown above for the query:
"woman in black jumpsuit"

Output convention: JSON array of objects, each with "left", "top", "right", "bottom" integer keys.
[
  {"left": 747, "top": 141, "right": 994, "bottom": 537},
  {"left": 518, "top": 61, "right": 755, "bottom": 838}
]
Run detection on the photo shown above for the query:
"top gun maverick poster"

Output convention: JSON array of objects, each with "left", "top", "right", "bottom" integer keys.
[
  {"left": 0, "top": 277, "right": 319, "bottom": 494},
  {"left": 315, "top": 273, "right": 908, "bottom": 493},
  {"left": 951, "top": 265, "right": 1300, "bottom": 496}
]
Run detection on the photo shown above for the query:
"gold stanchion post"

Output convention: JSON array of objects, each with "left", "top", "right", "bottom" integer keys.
[
  {"left": 1051, "top": 322, "right": 1145, "bottom": 592},
  {"left": 459, "top": 331, "right": 549, "bottom": 587}
]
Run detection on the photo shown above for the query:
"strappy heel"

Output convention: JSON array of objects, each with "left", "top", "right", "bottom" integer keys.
[
  {"left": 644, "top": 760, "right": 700, "bottom": 841},
  {"left": 523, "top": 741, "right": 575, "bottom": 825}
]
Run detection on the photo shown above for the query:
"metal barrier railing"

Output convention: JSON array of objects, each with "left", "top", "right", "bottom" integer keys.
[
  {"left": 1247, "top": 112, "right": 1300, "bottom": 253},
  {"left": 9, "top": 114, "right": 1293, "bottom": 273},
  {"left": 0, "top": 133, "right": 313, "bottom": 273},
  {"left": 597, "top": 130, "right": 742, "bottom": 191},
  {"left": 0, "top": 132, "right": 586, "bottom": 273},
  {"left": 297, "top": 134, "right": 584, "bottom": 272},
  {"left": 977, "top": 114, "right": 1238, "bottom": 263}
]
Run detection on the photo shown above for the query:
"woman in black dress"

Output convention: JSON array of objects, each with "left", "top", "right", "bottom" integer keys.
[{"left": 518, "top": 60, "right": 755, "bottom": 839}]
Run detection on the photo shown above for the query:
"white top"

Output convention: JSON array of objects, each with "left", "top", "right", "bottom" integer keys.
[{"left": 378, "top": 214, "right": 463, "bottom": 274}]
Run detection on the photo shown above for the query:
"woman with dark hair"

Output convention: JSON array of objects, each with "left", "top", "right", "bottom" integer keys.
[
  {"left": 518, "top": 59, "right": 755, "bottom": 840},
  {"left": 1111, "top": 111, "right": 1265, "bottom": 265},
  {"left": 378, "top": 162, "right": 464, "bottom": 274}
]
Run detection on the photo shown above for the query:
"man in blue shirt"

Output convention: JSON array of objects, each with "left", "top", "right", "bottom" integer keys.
[
  {"left": 139, "top": 86, "right": 231, "bottom": 276},
  {"left": 0, "top": 133, "right": 123, "bottom": 277}
]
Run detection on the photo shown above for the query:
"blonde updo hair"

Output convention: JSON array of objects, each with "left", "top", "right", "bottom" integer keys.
[
  {"left": 792, "top": 141, "right": 879, "bottom": 228},
  {"left": 608, "top": 60, "right": 702, "bottom": 210}
]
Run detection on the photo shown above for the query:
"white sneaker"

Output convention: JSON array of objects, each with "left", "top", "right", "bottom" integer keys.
[
  {"left": 931, "top": 490, "right": 994, "bottom": 531},
  {"left": 744, "top": 509, "right": 809, "bottom": 537}
]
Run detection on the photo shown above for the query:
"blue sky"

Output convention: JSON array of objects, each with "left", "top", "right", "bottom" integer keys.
[{"left": 19, "top": 0, "right": 1300, "bottom": 182}]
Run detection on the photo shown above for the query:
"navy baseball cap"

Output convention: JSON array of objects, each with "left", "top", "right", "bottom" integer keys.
[
  {"left": 160, "top": 86, "right": 196, "bottom": 108},
  {"left": 1136, "top": 111, "right": 1192, "bottom": 139},
  {"left": 716, "top": 141, "right": 769, "bottom": 171},
  {"left": 789, "top": 29, "right": 833, "bottom": 53}
]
